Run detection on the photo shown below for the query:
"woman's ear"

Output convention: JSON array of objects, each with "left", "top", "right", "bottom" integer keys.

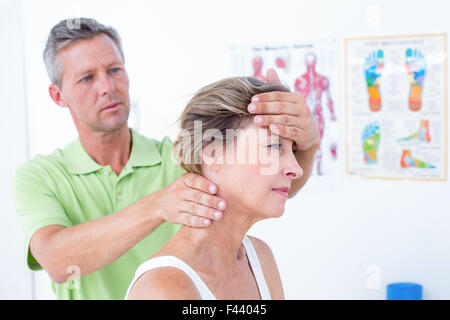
[{"left": 201, "top": 142, "right": 223, "bottom": 173}]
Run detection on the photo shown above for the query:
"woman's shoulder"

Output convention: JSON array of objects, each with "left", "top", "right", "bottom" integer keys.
[
  {"left": 246, "top": 236, "right": 272, "bottom": 255},
  {"left": 127, "top": 257, "right": 202, "bottom": 300},
  {"left": 246, "top": 235, "right": 276, "bottom": 267},
  {"left": 246, "top": 235, "right": 285, "bottom": 300}
]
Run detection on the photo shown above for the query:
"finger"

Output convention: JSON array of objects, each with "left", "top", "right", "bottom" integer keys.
[
  {"left": 269, "top": 124, "right": 305, "bottom": 143},
  {"left": 183, "top": 188, "right": 227, "bottom": 212},
  {"left": 177, "top": 212, "right": 212, "bottom": 228},
  {"left": 181, "top": 173, "right": 218, "bottom": 194},
  {"left": 266, "top": 68, "right": 280, "bottom": 84},
  {"left": 251, "top": 91, "right": 303, "bottom": 104},
  {"left": 249, "top": 101, "right": 303, "bottom": 116},
  {"left": 182, "top": 199, "right": 223, "bottom": 221},
  {"left": 253, "top": 114, "right": 301, "bottom": 127}
]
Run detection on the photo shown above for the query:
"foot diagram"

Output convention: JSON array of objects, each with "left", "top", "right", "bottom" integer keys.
[
  {"left": 364, "top": 50, "right": 384, "bottom": 112},
  {"left": 397, "top": 120, "right": 431, "bottom": 142},
  {"left": 405, "top": 48, "right": 426, "bottom": 112},
  {"left": 362, "top": 121, "right": 380, "bottom": 164},
  {"left": 400, "top": 149, "right": 435, "bottom": 168}
]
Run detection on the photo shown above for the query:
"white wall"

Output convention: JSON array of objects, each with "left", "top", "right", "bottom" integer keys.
[
  {"left": 13, "top": 0, "right": 450, "bottom": 299},
  {"left": 0, "top": 0, "right": 33, "bottom": 299}
]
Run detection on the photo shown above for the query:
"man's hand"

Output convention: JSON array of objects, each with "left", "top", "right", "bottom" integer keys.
[
  {"left": 249, "top": 68, "right": 321, "bottom": 197},
  {"left": 148, "top": 173, "right": 227, "bottom": 228},
  {"left": 248, "top": 68, "right": 321, "bottom": 152}
]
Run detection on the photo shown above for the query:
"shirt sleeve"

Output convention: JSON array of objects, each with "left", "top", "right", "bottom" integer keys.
[{"left": 13, "top": 159, "right": 73, "bottom": 271}]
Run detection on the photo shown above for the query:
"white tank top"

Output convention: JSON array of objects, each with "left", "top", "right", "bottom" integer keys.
[{"left": 124, "top": 235, "right": 271, "bottom": 300}]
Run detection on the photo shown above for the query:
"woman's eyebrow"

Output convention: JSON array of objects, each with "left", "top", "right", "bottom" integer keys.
[{"left": 257, "top": 129, "right": 275, "bottom": 141}]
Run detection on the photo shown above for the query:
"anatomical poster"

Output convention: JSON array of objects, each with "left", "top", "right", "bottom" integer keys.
[
  {"left": 345, "top": 34, "right": 447, "bottom": 181},
  {"left": 231, "top": 39, "right": 342, "bottom": 191}
]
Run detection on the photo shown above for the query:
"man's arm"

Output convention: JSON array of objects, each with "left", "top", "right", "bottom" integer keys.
[
  {"left": 289, "top": 139, "right": 320, "bottom": 198},
  {"left": 30, "top": 196, "right": 162, "bottom": 283},
  {"left": 30, "top": 173, "right": 227, "bottom": 283}
]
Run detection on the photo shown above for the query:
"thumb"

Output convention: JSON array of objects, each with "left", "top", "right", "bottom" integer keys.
[{"left": 266, "top": 68, "right": 280, "bottom": 84}]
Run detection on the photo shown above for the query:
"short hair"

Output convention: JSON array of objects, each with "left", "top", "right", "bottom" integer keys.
[
  {"left": 173, "top": 77, "right": 290, "bottom": 175},
  {"left": 43, "top": 17, "right": 124, "bottom": 87}
]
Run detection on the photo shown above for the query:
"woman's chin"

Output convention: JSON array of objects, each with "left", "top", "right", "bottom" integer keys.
[
  {"left": 261, "top": 205, "right": 285, "bottom": 219},
  {"left": 273, "top": 208, "right": 285, "bottom": 218}
]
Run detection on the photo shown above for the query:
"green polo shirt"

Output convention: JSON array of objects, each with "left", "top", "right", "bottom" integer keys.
[{"left": 13, "top": 128, "right": 186, "bottom": 300}]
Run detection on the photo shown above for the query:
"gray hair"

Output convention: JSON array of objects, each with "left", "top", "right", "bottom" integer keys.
[{"left": 43, "top": 17, "right": 125, "bottom": 87}]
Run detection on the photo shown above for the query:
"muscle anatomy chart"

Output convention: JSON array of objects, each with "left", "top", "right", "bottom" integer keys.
[{"left": 231, "top": 39, "right": 342, "bottom": 190}]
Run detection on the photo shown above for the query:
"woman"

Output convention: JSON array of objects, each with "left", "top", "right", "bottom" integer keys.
[{"left": 125, "top": 77, "right": 303, "bottom": 300}]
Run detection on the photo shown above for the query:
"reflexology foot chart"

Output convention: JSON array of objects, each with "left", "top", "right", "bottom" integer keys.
[
  {"left": 406, "top": 48, "right": 427, "bottom": 112},
  {"left": 365, "top": 50, "right": 384, "bottom": 112},
  {"left": 362, "top": 121, "right": 380, "bottom": 165},
  {"left": 346, "top": 34, "right": 447, "bottom": 180}
]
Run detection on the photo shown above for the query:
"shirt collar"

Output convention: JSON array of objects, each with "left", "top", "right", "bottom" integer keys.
[{"left": 63, "top": 128, "right": 162, "bottom": 175}]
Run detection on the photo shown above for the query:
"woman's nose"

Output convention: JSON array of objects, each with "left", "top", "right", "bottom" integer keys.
[{"left": 284, "top": 157, "right": 303, "bottom": 179}]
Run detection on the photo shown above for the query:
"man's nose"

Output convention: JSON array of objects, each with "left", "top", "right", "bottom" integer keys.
[{"left": 97, "top": 72, "right": 115, "bottom": 95}]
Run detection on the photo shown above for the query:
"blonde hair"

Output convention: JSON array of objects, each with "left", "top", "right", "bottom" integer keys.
[{"left": 173, "top": 77, "right": 290, "bottom": 174}]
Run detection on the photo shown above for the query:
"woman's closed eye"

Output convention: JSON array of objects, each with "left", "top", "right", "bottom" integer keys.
[
  {"left": 267, "top": 143, "right": 282, "bottom": 150},
  {"left": 267, "top": 143, "right": 297, "bottom": 154}
]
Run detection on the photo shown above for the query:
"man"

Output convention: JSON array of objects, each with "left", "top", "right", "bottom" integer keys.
[{"left": 13, "top": 18, "right": 320, "bottom": 299}]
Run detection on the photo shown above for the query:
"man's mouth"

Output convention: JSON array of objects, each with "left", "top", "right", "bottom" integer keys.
[
  {"left": 102, "top": 103, "right": 120, "bottom": 111},
  {"left": 272, "top": 187, "right": 290, "bottom": 198}
]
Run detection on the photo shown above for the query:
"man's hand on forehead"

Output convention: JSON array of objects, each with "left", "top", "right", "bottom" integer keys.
[{"left": 248, "top": 68, "right": 320, "bottom": 152}]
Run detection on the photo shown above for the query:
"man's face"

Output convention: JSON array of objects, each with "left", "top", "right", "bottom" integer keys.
[{"left": 57, "top": 33, "right": 130, "bottom": 133}]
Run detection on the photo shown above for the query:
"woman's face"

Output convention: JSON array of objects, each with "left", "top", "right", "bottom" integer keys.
[{"left": 208, "top": 122, "right": 303, "bottom": 220}]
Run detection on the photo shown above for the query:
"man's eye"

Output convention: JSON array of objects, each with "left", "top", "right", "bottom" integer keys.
[
  {"left": 110, "top": 68, "right": 121, "bottom": 73},
  {"left": 81, "top": 75, "right": 92, "bottom": 83}
]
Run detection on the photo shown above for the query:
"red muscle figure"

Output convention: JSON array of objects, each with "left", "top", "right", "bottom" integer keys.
[
  {"left": 252, "top": 56, "right": 267, "bottom": 82},
  {"left": 294, "top": 52, "right": 336, "bottom": 175}
]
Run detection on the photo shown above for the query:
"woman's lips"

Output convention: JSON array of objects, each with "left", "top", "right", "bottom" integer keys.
[{"left": 272, "top": 188, "right": 289, "bottom": 198}]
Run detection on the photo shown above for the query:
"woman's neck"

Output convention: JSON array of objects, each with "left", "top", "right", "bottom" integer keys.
[{"left": 172, "top": 202, "right": 261, "bottom": 272}]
